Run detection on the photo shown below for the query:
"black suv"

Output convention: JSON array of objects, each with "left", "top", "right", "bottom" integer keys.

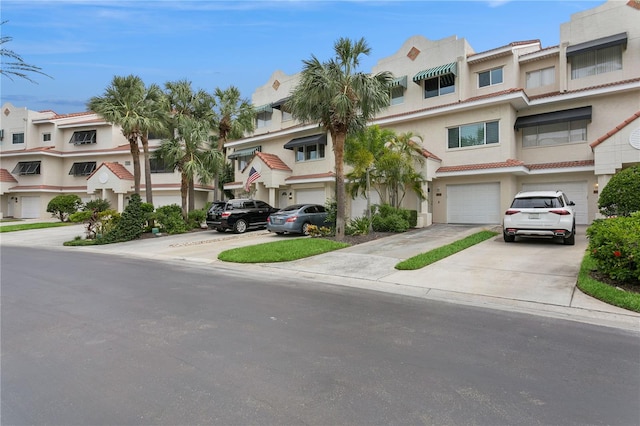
[{"left": 206, "top": 199, "right": 278, "bottom": 234}]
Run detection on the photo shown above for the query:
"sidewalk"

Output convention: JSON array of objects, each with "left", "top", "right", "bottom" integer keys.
[{"left": 2, "top": 222, "right": 639, "bottom": 332}]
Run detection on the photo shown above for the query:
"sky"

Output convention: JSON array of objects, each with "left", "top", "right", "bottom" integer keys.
[{"left": 1, "top": 0, "right": 605, "bottom": 115}]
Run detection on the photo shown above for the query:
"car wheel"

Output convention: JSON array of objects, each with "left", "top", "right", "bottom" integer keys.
[
  {"left": 503, "top": 232, "right": 515, "bottom": 243},
  {"left": 564, "top": 225, "right": 576, "bottom": 245},
  {"left": 233, "top": 219, "right": 248, "bottom": 234},
  {"left": 275, "top": 232, "right": 285, "bottom": 235},
  {"left": 301, "top": 223, "right": 311, "bottom": 236},
  {"left": 215, "top": 228, "right": 225, "bottom": 233}
]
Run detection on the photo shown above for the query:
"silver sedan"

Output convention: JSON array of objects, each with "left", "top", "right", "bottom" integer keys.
[{"left": 266, "top": 204, "right": 329, "bottom": 235}]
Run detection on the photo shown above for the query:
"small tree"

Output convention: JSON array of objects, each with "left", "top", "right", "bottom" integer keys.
[
  {"left": 102, "top": 194, "right": 146, "bottom": 242},
  {"left": 598, "top": 165, "right": 640, "bottom": 217},
  {"left": 46, "top": 194, "right": 82, "bottom": 222}
]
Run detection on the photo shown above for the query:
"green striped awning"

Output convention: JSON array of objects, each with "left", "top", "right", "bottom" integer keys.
[
  {"left": 228, "top": 146, "right": 261, "bottom": 159},
  {"left": 412, "top": 62, "right": 457, "bottom": 83},
  {"left": 390, "top": 75, "right": 407, "bottom": 89},
  {"left": 254, "top": 104, "right": 273, "bottom": 114}
]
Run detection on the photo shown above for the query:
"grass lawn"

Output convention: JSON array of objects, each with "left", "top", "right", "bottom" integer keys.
[
  {"left": 0, "top": 222, "right": 72, "bottom": 232},
  {"left": 394, "top": 230, "right": 498, "bottom": 270},
  {"left": 218, "top": 238, "right": 349, "bottom": 263},
  {"left": 577, "top": 254, "right": 640, "bottom": 313}
]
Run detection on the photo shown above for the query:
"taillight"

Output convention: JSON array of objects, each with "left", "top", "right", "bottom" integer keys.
[
  {"left": 285, "top": 216, "right": 298, "bottom": 223},
  {"left": 549, "top": 210, "right": 571, "bottom": 215},
  {"left": 504, "top": 210, "right": 519, "bottom": 215},
  {"left": 267, "top": 217, "right": 271, "bottom": 223},
  {"left": 221, "top": 212, "right": 231, "bottom": 218}
]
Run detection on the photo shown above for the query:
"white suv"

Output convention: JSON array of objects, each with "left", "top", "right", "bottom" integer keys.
[{"left": 503, "top": 190, "right": 576, "bottom": 245}]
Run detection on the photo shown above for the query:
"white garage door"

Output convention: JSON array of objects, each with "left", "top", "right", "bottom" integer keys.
[
  {"left": 522, "top": 181, "right": 588, "bottom": 224},
  {"left": 350, "top": 192, "right": 381, "bottom": 218},
  {"left": 447, "top": 183, "right": 500, "bottom": 224},
  {"left": 295, "top": 189, "right": 325, "bottom": 205},
  {"left": 153, "top": 195, "right": 181, "bottom": 208},
  {"left": 21, "top": 196, "right": 41, "bottom": 218}
]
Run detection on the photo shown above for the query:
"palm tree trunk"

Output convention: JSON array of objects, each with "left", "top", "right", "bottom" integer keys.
[
  {"left": 180, "top": 169, "right": 189, "bottom": 219},
  {"left": 129, "top": 137, "right": 141, "bottom": 195},
  {"left": 141, "top": 136, "right": 153, "bottom": 205},
  {"left": 333, "top": 131, "right": 346, "bottom": 241},
  {"left": 188, "top": 180, "right": 195, "bottom": 212}
]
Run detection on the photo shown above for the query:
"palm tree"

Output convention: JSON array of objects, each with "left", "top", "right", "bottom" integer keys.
[
  {"left": 88, "top": 75, "right": 165, "bottom": 204},
  {"left": 211, "top": 86, "right": 255, "bottom": 200},
  {"left": 161, "top": 80, "right": 221, "bottom": 216},
  {"left": 1, "top": 21, "right": 52, "bottom": 83},
  {"left": 288, "top": 37, "right": 393, "bottom": 240}
]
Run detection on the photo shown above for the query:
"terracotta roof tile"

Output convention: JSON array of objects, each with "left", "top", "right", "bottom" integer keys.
[
  {"left": 526, "top": 160, "right": 594, "bottom": 170},
  {"left": 437, "top": 159, "right": 525, "bottom": 173},
  {"left": 255, "top": 152, "right": 292, "bottom": 171},
  {"left": 0, "top": 168, "right": 18, "bottom": 183},
  {"left": 628, "top": 0, "right": 640, "bottom": 11},
  {"left": 87, "top": 162, "right": 134, "bottom": 181},
  {"left": 285, "top": 172, "right": 335, "bottom": 182},
  {"left": 529, "top": 78, "right": 640, "bottom": 101},
  {"left": 590, "top": 110, "right": 640, "bottom": 150},
  {"left": 9, "top": 185, "right": 86, "bottom": 191}
]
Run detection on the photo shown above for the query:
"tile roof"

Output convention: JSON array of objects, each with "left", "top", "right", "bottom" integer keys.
[
  {"left": 255, "top": 151, "right": 292, "bottom": 171},
  {"left": 590, "top": 110, "right": 640, "bottom": 150},
  {"left": 628, "top": 0, "right": 640, "bottom": 11},
  {"left": 529, "top": 77, "right": 640, "bottom": 101},
  {"left": 436, "top": 159, "right": 594, "bottom": 174},
  {"left": 87, "top": 162, "right": 134, "bottom": 181},
  {"left": 467, "top": 40, "right": 541, "bottom": 61},
  {"left": 0, "top": 168, "right": 18, "bottom": 183}
]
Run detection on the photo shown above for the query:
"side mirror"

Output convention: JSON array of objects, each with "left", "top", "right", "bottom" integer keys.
[{"left": 569, "top": 201, "right": 575, "bottom": 206}]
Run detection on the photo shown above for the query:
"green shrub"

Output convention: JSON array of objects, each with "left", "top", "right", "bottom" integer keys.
[
  {"left": 586, "top": 213, "right": 640, "bottom": 282},
  {"left": 188, "top": 209, "right": 206, "bottom": 229},
  {"left": 346, "top": 216, "right": 371, "bottom": 236},
  {"left": 598, "top": 165, "right": 640, "bottom": 217},
  {"left": 46, "top": 194, "right": 82, "bottom": 222},
  {"left": 83, "top": 198, "right": 111, "bottom": 212},
  {"left": 372, "top": 213, "right": 410, "bottom": 232},
  {"left": 407, "top": 209, "right": 418, "bottom": 228},
  {"left": 307, "top": 225, "right": 333, "bottom": 238},
  {"left": 155, "top": 204, "right": 188, "bottom": 234},
  {"left": 102, "top": 194, "right": 147, "bottom": 243}
]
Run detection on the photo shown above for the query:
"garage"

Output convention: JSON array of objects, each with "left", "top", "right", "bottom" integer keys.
[
  {"left": 295, "top": 189, "right": 325, "bottom": 206},
  {"left": 21, "top": 196, "right": 41, "bottom": 218},
  {"left": 152, "top": 195, "right": 182, "bottom": 208},
  {"left": 350, "top": 192, "right": 381, "bottom": 218},
  {"left": 522, "top": 181, "right": 588, "bottom": 224},
  {"left": 447, "top": 183, "right": 500, "bottom": 224}
]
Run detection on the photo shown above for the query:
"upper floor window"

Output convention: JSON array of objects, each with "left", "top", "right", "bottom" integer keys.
[
  {"left": 69, "top": 162, "right": 97, "bottom": 176},
  {"left": 149, "top": 157, "right": 174, "bottom": 173},
  {"left": 70, "top": 130, "right": 97, "bottom": 145},
  {"left": 478, "top": 67, "right": 503, "bottom": 88},
  {"left": 424, "top": 74, "right": 455, "bottom": 98},
  {"left": 42, "top": 133, "right": 52, "bottom": 142},
  {"left": 570, "top": 45, "right": 622, "bottom": 79},
  {"left": 526, "top": 67, "right": 555, "bottom": 88},
  {"left": 389, "top": 75, "right": 407, "bottom": 106},
  {"left": 255, "top": 104, "right": 273, "bottom": 129},
  {"left": 448, "top": 121, "right": 499, "bottom": 149},
  {"left": 12, "top": 132, "right": 25, "bottom": 144},
  {"left": 281, "top": 110, "right": 292, "bottom": 122},
  {"left": 522, "top": 120, "right": 588, "bottom": 147},
  {"left": 12, "top": 161, "right": 41, "bottom": 175},
  {"left": 295, "top": 143, "right": 325, "bottom": 162},
  {"left": 228, "top": 146, "right": 261, "bottom": 171}
]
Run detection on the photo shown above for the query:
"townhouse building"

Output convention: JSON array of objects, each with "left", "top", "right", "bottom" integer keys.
[
  {"left": 225, "top": 0, "right": 640, "bottom": 227},
  {"left": 2, "top": 0, "right": 638, "bottom": 224},
  {"left": 0, "top": 108, "right": 214, "bottom": 219}
]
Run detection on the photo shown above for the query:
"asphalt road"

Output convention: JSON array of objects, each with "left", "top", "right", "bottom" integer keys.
[{"left": 2, "top": 247, "right": 639, "bottom": 425}]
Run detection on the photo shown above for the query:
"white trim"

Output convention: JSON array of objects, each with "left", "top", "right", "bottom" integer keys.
[
  {"left": 285, "top": 176, "right": 334, "bottom": 184},
  {"left": 528, "top": 165, "right": 594, "bottom": 175},
  {"left": 436, "top": 166, "right": 528, "bottom": 178},
  {"left": 225, "top": 123, "right": 319, "bottom": 148}
]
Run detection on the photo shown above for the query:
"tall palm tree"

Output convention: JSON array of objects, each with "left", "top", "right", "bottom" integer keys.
[
  {"left": 161, "top": 80, "right": 221, "bottom": 216},
  {"left": 288, "top": 37, "right": 393, "bottom": 240},
  {"left": 211, "top": 86, "right": 255, "bottom": 200},
  {"left": 88, "top": 75, "right": 165, "bottom": 203}
]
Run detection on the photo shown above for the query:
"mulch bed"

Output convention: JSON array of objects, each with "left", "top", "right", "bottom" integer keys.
[{"left": 589, "top": 270, "right": 640, "bottom": 294}]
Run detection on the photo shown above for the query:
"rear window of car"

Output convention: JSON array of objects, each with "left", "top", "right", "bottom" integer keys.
[{"left": 511, "top": 197, "right": 563, "bottom": 209}]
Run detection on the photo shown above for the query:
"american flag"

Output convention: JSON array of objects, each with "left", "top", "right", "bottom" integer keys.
[{"left": 244, "top": 166, "right": 261, "bottom": 191}]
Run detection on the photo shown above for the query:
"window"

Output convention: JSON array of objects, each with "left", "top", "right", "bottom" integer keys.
[
  {"left": 12, "top": 161, "right": 41, "bottom": 175},
  {"left": 448, "top": 121, "right": 499, "bottom": 149},
  {"left": 149, "top": 158, "right": 174, "bottom": 173},
  {"left": 237, "top": 154, "right": 253, "bottom": 171},
  {"left": 12, "top": 132, "right": 25, "bottom": 144},
  {"left": 295, "top": 143, "right": 325, "bottom": 162},
  {"left": 390, "top": 86, "right": 404, "bottom": 105},
  {"left": 43, "top": 133, "right": 52, "bottom": 142},
  {"left": 281, "top": 110, "right": 292, "bottom": 122},
  {"left": 69, "top": 130, "right": 97, "bottom": 145},
  {"left": 256, "top": 111, "right": 272, "bottom": 128},
  {"left": 424, "top": 74, "right": 455, "bottom": 98},
  {"left": 570, "top": 45, "right": 622, "bottom": 79},
  {"left": 478, "top": 67, "right": 503, "bottom": 88},
  {"left": 69, "top": 162, "right": 96, "bottom": 176},
  {"left": 526, "top": 67, "right": 555, "bottom": 88},
  {"left": 522, "top": 120, "right": 587, "bottom": 147}
]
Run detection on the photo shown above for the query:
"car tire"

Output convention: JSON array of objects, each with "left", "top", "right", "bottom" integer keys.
[
  {"left": 233, "top": 219, "right": 248, "bottom": 234},
  {"left": 215, "top": 228, "right": 225, "bottom": 233},
  {"left": 503, "top": 232, "right": 515, "bottom": 243},
  {"left": 301, "top": 222, "right": 311, "bottom": 236},
  {"left": 564, "top": 225, "right": 576, "bottom": 245},
  {"left": 275, "top": 232, "right": 285, "bottom": 235}
]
